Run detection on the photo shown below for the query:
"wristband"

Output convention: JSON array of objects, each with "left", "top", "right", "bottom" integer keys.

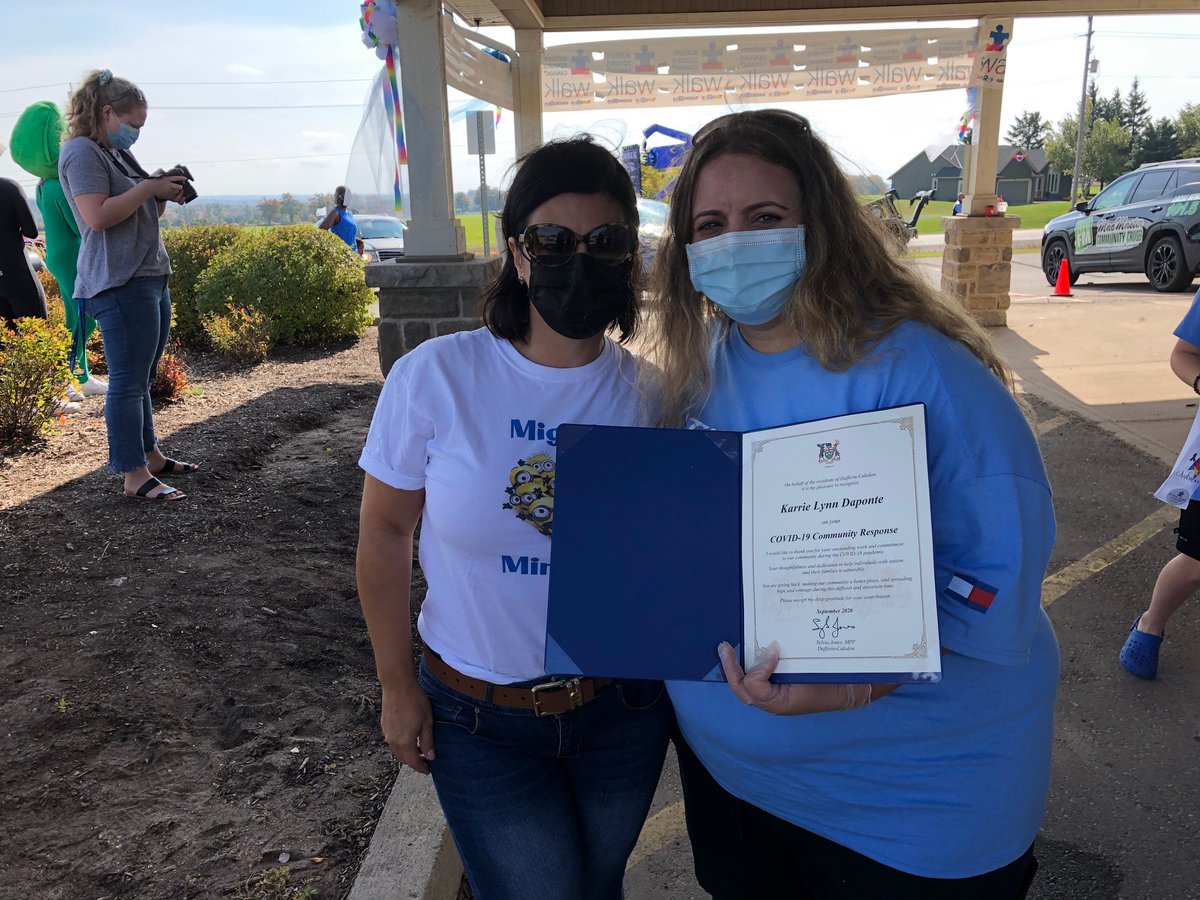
[{"left": 1192, "top": 372, "right": 1200, "bottom": 396}]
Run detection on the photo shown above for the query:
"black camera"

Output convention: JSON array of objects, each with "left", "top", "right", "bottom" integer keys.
[{"left": 160, "top": 164, "right": 197, "bottom": 204}]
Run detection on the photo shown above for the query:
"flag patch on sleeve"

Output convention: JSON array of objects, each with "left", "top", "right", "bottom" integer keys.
[{"left": 947, "top": 574, "right": 998, "bottom": 613}]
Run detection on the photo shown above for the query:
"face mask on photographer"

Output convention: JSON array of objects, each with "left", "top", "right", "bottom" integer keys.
[
  {"left": 107, "top": 121, "right": 140, "bottom": 151},
  {"left": 686, "top": 226, "right": 806, "bottom": 326}
]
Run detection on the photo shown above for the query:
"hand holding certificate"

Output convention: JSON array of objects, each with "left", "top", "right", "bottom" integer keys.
[{"left": 545, "top": 404, "right": 941, "bottom": 684}]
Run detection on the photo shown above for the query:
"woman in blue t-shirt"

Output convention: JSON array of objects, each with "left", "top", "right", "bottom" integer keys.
[
  {"left": 318, "top": 185, "right": 362, "bottom": 255},
  {"left": 646, "top": 109, "right": 1058, "bottom": 899}
]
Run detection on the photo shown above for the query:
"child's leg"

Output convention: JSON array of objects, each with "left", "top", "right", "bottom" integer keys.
[{"left": 1139, "top": 553, "right": 1200, "bottom": 635}]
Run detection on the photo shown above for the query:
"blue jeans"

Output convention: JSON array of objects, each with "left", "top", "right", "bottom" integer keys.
[
  {"left": 418, "top": 657, "right": 673, "bottom": 900},
  {"left": 83, "top": 276, "right": 171, "bottom": 474}
]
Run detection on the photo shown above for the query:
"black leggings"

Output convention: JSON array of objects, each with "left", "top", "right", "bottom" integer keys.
[
  {"left": 0, "top": 251, "right": 46, "bottom": 328},
  {"left": 674, "top": 734, "right": 1039, "bottom": 900}
]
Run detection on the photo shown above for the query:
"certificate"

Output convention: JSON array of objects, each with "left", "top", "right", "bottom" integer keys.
[
  {"left": 740, "top": 407, "right": 939, "bottom": 680},
  {"left": 545, "top": 404, "right": 941, "bottom": 683}
]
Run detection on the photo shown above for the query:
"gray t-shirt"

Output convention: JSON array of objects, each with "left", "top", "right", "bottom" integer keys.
[{"left": 59, "top": 137, "right": 171, "bottom": 299}]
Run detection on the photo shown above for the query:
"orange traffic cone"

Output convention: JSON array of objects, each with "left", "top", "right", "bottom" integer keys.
[{"left": 1053, "top": 258, "right": 1073, "bottom": 297}]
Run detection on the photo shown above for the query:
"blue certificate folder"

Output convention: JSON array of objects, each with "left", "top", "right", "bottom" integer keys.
[
  {"left": 545, "top": 414, "right": 940, "bottom": 684},
  {"left": 545, "top": 424, "right": 744, "bottom": 683}
]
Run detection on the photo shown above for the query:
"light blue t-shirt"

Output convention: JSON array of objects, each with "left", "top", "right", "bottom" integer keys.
[
  {"left": 1171, "top": 288, "right": 1200, "bottom": 347},
  {"left": 668, "top": 321, "right": 1059, "bottom": 879}
]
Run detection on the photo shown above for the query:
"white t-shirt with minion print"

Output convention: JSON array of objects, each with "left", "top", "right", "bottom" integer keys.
[{"left": 359, "top": 327, "right": 646, "bottom": 684}]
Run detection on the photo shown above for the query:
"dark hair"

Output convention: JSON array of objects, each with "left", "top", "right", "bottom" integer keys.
[
  {"left": 334, "top": 185, "right": 347, "bottom": 206},
  {"left": 480, "top": 136, "right": 641, "bottom": 343}
]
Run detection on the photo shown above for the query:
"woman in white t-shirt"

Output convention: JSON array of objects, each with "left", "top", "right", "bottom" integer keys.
[{"left": 356, "top": 137, "right": 672, "bottom": 899}]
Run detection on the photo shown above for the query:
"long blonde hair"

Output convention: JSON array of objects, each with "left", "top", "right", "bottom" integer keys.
[
  {"left": 645, "top": 109, "right": 1016, "bottom": 427},
  {"left": 65, "top": 70, "right": 147, "bottom": 144}
]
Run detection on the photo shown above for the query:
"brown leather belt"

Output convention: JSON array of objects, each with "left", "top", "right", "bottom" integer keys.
[{"left": 425, "top": 652, "right": 612, "bottom": 717}]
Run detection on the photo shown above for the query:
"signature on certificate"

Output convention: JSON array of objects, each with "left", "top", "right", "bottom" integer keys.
[{"left": 812, "top": 615, "right": 856, "bottom": 639}]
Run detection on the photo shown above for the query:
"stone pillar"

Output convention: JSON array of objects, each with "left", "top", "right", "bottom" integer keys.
[
  {"left": 940, "top": 215, "right": 1021, "bottom": 327},
  {"left": 368, "top": 257, "right": 503, "bottom": 374}
]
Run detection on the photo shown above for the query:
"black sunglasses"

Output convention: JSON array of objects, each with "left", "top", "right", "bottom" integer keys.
[{"left": 517, "top": 222, "right": 636, "bottom": 267}]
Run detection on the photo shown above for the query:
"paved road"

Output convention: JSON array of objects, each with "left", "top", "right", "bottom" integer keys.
[{"left": 625, "top": 258, "right": 1200, "bottom": 900}]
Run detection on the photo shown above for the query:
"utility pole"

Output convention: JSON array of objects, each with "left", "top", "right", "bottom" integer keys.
[{"left": 1071, "top": 17, "right": 1093, "bottom": 206}]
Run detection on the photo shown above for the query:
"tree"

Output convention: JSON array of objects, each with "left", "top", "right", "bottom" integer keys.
[
  {"left": 306, "top": 192, "right": 334, "bottom": 219},
  {"left": 1005, "top": 111, "right": 1049, "bottom": 150},
  {"left": 640, "top": 164, "right": 678, "bottom": 199},
  {"left": 1177, "top": 103, "right": 1200, "bottom": 158},
  {"left": 279, "top": 193, "right": 303, "bottom": 224},
  {"left": 1083, "top": 117, "right": 1132, "bottom": 190},
  {"left": 256, "top": 197, "right": 283, "bottom": 224},
  {"left": 1045, "top": 110, "right": 1082, "bottom": 179},
  {"left": 1122, "top": 76, "right": 1152, "bottom": 157},
  {"left": 1137, "top": 118, "right": 1180, "bottom": 166},
  {"left": 1091, "top": 86, "right": 1122, "bottom": 128}
]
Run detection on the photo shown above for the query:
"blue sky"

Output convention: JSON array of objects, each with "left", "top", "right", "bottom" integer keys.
[{"left": 2, "top": 4, "right": 1198, "bottom": 200}]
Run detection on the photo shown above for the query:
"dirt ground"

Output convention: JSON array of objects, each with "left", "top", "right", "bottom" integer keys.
[{"left": 0, "top": 329, "right": 413, "bottom": 900}]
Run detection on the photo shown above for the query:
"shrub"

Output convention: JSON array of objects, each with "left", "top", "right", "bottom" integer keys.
[
  {"left": 37, "top": 268, "right": 61, "bottom": 306},
  {"left": 150, "top": 345, "right": 189, "bottom": 404},
  {"left": 0, "top": 317, "right": 72, "bottom": 446},
  {"left": 87, "top": 330, "right": 107, "bottom": 375},
  {"left": 202, "top": 304, "right": 273, "bottom": 366},
  {"left": 36, "top": 270, "right": 108, "bottom": 376},
  {"left": 163, "top": 225, "right": 245, "bottom": 349},
  {"left": 195, "top": 226, "right": 373, "bottom": 346}
]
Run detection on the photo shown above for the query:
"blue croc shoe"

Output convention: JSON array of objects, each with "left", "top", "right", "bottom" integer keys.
[{"left": 1119, "top": 617, "right": 1164, "bottom": 680}]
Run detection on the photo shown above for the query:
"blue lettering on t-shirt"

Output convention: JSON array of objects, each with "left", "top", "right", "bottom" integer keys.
[
  {"left": 511, "top": 419, "right": 558, "bottom": 446},
  {"left": 501, "top": 555, "right": 551, "bottom": 575}
]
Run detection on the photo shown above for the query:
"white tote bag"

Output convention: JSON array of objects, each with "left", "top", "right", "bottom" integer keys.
[{"left": 1155, "top": 405, "right": 1200, "bottom": 508}]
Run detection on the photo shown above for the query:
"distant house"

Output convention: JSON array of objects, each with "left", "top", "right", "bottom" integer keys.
[{"left": 890, "top": 145, "right": 1073, "bottom": 205}]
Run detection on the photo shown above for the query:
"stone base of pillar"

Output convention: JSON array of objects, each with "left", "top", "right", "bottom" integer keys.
[
  {"left": 367, "top": 257, "right": 504, "bottom": 374},
  {"left": 939, "top": 215, "right": 1021, "bottom": 328}
]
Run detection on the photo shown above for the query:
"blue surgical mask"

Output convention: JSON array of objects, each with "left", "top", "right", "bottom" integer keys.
[
  {"left": 686, "top": 227, "right": 806, "bottom": 326},
  {"left": 108, "top": 121, "right": 140, "bottom": 151}
]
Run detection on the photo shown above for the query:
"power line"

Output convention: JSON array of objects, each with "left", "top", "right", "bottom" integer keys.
[
  {"left": 139, "top": 78, "right": 373, "bottom": 85},
  {"left": 1094, "top": 31, "right": 1200, "bottom": 39},
  {"left": 0, "top": 77, "right": 373, "bottom": 94},
  {"left": 2, "top": 103, "right": 364, "bottom": 116},
  {"left": 152, "top": 104, "right": 366, "bottom": 110},
  {"left": 0, "top": 82, "right": 71, "bottom": 94}
]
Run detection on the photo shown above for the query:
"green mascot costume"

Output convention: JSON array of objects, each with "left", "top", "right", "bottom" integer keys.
[{"left": 9, "top": 101, "right": 105, "bottom": 395}]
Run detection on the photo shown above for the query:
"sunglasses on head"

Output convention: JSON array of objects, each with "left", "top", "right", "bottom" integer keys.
[
  {"left": 517, "top": 222, "right": 636, "bottom": 267},
  {"left": 106, "top": 87, "right": 147, "bottom": 108}
]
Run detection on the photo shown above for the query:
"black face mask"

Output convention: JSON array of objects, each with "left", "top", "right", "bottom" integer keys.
[{"left": 526, "top": 253, "right": 635, "bottom": 340}]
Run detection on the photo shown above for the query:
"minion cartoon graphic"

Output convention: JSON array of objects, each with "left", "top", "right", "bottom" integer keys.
[{"left": 503, "top": 455, "right": 556, "bottom": 536}]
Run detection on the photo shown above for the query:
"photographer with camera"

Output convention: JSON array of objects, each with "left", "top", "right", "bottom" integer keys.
[{"left": 59, "top": 69, "right": 199, "bottom": 502}]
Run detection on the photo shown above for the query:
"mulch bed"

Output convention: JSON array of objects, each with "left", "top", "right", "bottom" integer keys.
[{"left": 0, "top": 329, "right": 424, "bottom": 900}]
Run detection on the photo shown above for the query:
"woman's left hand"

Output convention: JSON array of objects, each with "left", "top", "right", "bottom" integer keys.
[{"left": 718, "top": 641, "right": 885, "bottom": 716}]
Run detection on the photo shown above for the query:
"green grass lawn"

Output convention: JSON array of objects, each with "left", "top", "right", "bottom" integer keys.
[
  {"left": 458, "top": 213, "right": 501, "bottom": 256},
  {"left": 860, "top": 196, "right": 1070, "bottom": 235}
]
